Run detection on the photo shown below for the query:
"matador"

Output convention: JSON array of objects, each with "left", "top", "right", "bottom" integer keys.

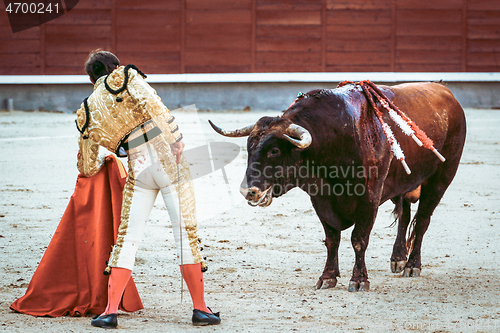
[{"left": 76, "top": 50, "right": 220, "bottom": 328}]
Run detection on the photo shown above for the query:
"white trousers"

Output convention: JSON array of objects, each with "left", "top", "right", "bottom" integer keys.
[{"left": 109, "top": 160, "right": 198, "bottom": 270}]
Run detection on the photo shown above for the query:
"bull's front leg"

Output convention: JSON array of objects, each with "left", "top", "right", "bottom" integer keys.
[
  {"left": 349, "top": 219, "right": 375, "bottom": 292},
  {"left": 316, "top": 221, "right": 341, "bottom": 289},
  {"left": 311, "top": 197, "right": 342, "bottom": 289}
]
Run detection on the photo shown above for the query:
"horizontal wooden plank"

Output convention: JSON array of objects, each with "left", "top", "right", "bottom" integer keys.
[
  {"left": 118, "top": 0, "right": 181, "bottom": 10},
  {"left": 256, "top": 25, "right": 322, "bottom": 39},
  {"left": 326, "top": 24, "right": 391, "bottom": 37},
  {"left": 326, "top": 51, "right": 391, "bottom": 65},
  {"left": 114, "top": 54, "right": 182, "bottom": 71},
  {"left": 2, "top": 13, "right": 55, "bottom": 33},
  {"left": 468, "top": 39, "right": 500, "bottom": 52},
  {"left": 327, "top": 38, "right": 391, "bottom": 52},
  {"left": 467, "top": 0, "right": 500, "bottom": 11},
  {"left": 186, "top": 34, "right": 251, "bottom": 51},
  {"left": 116, "top": 38, "right": 181, "bottom": 52},
  {"left": 466, "top": 52, "right": 500, "bottom": 66},
  {"left": 70, "top": 0, "right": 112, "bottom": 9},
  {"left": 185, "top": 64, "right": 252, "bottom": 73},
  {"left": 327, "top": 0, "right": 391, "bottom": 10},
  {"left": 104, "top": 53, "right": 182, "bottom": 74},
  {"left": 0, "top": 24, "right": 40, "bottom": 39},
  {"left": 397, "top": 0, "right": 463, "bottom": 10},
  {"left": 44, "top": 66, "right": 87, "bottom": 75},
  {"left": 466, "top": 65, "right": 500, "bottom": 72},
  {"left": 116, "top": 23, "right": 181, "bottom": 37},
  {"left": 395, "top": 63, "right": 461, "bottom": 71},
  {"left": 256, "top": 64, "right": 324, "bottom": 72},
  {"left": 467, "top": 10, "right": 500, "bottom": 25},
  {"left": 45, "top": 24, "right": 111, "bottom": 38},
  {"left": 47, "top": 9, "right": 112, "bottom": 25},
  {"left": 256, "top": 37, "right": 322, "bottom": 51},
  {"left": 326, "top": 64, "right": 392, "bottom": 72},
  {"left": 468, "top": 24, "right": 500, "bottom": 39},
  {"left": 141, "top": 65, "right": 181, "bottom": 75},
  {"left": 187, "top": 0, "right": 251, "bottom": 10},
  {"left": 45, "top": 38, "right": 113, "bottom": 52},
  {"left": 117, "top": 24, "right": 181, "bottom": 40},
  {"left": 257, "top": 10, "right": 321, "bottom": 25},
  {"left": 186, "top": 23, "right": 251, "bottom": 38},
  {"left": 256, "top": 51, "right": 322, "bottom": 66},
  {"left": 257, "top": 0, "right": 322, "bottom": 11},
  {"left": 396, "top": 9, "right": 462, "bottom": 23},
  {"left": 0, "top": 53, "right": 40, "bottom": 66},
  {"left": 396, "top": 36, "right": 462, "bottom": 50},
  {"left": 327, "top": 10, "right": 391, "bottom": 26},
  {"left": 0, "top": 66, "right": 41, "bottom": 75},
  {"left": 0, "top": 40, "right": 39, "bottom": 53},
  {"left": 115, "top": 33, "right": 180, "bottom": 46},
  {"left": 117, "top": 10, "right": 181, "bottom": 27},
  {"left": 396, "top": 49, "right": 461, "bottom": 64},
  {"left": 45, "top": 52, "right": 91, "bottom": 67},
  {"left": 185, "top": 50, "right": 252, "bottom": 66},
  {"left": 113, "top": 53, "right": 180, "bottom": 68},
  {"left": 396, "top": 20, "right": 462, "bottom": 37},
  {"left": 187, "top": 10, "right": 252, "bottom": 25},
  {"left": 117, "top": 51, "right": 182, "bottom": 63}
]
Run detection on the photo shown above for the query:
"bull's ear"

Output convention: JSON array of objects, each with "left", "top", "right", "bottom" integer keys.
[{"left": 291, "top": 146, "right": 304, "bottom": 158}]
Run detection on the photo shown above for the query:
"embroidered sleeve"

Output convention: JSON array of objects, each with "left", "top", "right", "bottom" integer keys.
[
  {"left": 77, "top": 134, "right": 105, "bottom": 177},
  {"left": 126, "top": 69, "right": 182, "bottom": 144}
]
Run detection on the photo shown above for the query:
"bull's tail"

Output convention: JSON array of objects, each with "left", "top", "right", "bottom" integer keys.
[
  {"left": 389, "top": 195, "right": 404, "bottom": 228},
  {"left": 406, "top": 215, "right": 418, "bottom": 254}
]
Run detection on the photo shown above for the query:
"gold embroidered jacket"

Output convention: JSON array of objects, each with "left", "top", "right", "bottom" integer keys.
[{"left": 76, "top": 66, "right": 182, "bottom": 177}]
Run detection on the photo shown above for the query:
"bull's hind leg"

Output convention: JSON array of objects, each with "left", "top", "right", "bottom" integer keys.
[
  {"left": 404, "top": 166, "right": 459, "bottom": 277},
  {"left": 390, "top": 196, "right": 411, "bottom": 273}
]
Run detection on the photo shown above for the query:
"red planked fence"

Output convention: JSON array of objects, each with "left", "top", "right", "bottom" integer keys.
[{"left": 0, "top": 0, "right": 499, "bottom": 75}]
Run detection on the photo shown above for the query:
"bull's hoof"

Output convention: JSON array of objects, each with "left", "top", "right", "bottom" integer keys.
[
  {"left": 315, "top": 278, "right": 337, "bottom": 289},
  {"left": 359, "top": 281, "right": 370, "bottom": 291},
  {"left": 391, "top": 260, "right": 407, "bottom": 273},
  {"left": 403, "top": 267, "right": 421, "bottom": 277},
  {"left": 348, "top": 281, "right": 370, "bottom": 292}
]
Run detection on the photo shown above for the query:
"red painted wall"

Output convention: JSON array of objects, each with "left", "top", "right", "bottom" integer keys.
[{"left": 1, "top": 0, "right": 499, "bottom": 75}]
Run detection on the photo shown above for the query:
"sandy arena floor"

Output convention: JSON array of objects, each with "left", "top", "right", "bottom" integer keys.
[{"left": 0, "top": 108, "right": 499, "bottom": 332}]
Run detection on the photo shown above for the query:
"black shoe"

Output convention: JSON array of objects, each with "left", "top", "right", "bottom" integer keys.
[
  {"left": 91, "top": 313, "right": 118, "bottom": 329},
  {"left": 192, "top": 309, "right": 221, "bottom": 326}
]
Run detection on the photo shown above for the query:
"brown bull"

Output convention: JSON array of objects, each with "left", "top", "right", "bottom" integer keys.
[{"left": 209, "top": 82, "right": 466, "bottom": 291}]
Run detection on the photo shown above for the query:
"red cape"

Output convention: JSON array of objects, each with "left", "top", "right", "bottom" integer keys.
[{"left": 10, "top": 156, "right": 143, "bottom": 317}]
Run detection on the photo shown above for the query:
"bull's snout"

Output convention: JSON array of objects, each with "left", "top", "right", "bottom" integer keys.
[
  {"left": 240, "top": 178, "right": 273, "bottom": 207},
  {"left": 241, "top": 182, "right": 273, "bottom": 207},
  {"left": 240, "top": 186, "right": 261, "bottom": 201}
]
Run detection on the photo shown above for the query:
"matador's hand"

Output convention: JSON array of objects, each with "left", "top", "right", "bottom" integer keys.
[{"left": 170, "top": 140, "right": 185, "bottom": 164}]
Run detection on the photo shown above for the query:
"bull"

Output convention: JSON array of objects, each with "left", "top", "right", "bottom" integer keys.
[{"left": 209, "top": 82, "right": 466, "bottom": 291}]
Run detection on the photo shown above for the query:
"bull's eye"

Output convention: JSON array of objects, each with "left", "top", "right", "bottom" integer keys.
[{"left": 267, "top": 147, "right": 281, "bottom": 158}]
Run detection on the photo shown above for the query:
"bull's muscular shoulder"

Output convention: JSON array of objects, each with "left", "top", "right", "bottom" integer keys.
[{"left": 286, "top": 88, "right": 354, "bottom": 113}]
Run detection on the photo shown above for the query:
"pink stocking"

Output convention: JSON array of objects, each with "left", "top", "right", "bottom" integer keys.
[
  {"left": 102, "top": 267, "right": 132, "bottom": 315},
  {"left": 180, "top": 263, "right": 210, "bottom": 313}
]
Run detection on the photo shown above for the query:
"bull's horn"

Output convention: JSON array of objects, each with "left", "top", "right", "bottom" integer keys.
[
  {"left": 208, "top": 120, "right": 254, "bottom": 137},
  {"left": 283, "top": 124, "right": 312, "bottom": 148}
]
